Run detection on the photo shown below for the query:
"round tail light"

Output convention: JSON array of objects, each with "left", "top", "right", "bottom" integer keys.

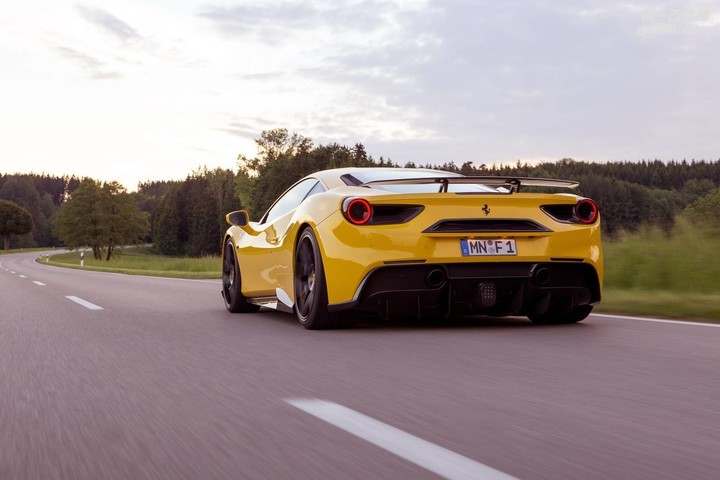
[
  {"left": 343, "top": 198, "right": 372, "bottom": 225},
  {"left": 574, "top": 199, "right": 598, "bottom": 224}
]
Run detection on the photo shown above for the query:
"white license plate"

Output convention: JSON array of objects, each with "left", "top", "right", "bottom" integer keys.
[{"left": 460, "top": 239, "right": 517, "bottom": 256}]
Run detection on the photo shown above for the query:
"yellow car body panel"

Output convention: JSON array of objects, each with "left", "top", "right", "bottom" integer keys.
[
  {"left": 311, "top": 192, "right": 602, "bottom": 305},
  {"left": 223, "top": 167, "right": 603, "bottom": 324}
]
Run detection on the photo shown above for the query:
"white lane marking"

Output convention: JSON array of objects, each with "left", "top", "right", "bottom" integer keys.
[
  {"left": 286, "top": 399, "right": 517, "bottom": 480},
  {"left": 10, "top": 271, "right": 16, "bottom": 274},
  {"left": 19, "top": 275, "right": 27, "bottom": 278},
  {"left": 33, "top": 281, "right": 46, "bottom": 286},
  {"left": 66, "top": 296, "right": 103, "bottom": 310},
  {"left": 593, "top": 313, "right": 720, "bottom": 328}
]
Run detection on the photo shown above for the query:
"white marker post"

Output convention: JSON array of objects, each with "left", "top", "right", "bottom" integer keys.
[
  {"left": 45, "top": 254, "right": 49, "bottom": 263},
  {"left": 80, "top": 251, "right": 84, "bottom": 268}
]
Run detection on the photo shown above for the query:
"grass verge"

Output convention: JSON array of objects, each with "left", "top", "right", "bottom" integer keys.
[
  {"left": 600, "top": 220, "right": 720, "bottom": 321},
  {"left": 43, "top": 247, "right": 221, "bottom": 279},
  {"left": 596, "top": 289, "right": 720, "bottom": 322}
]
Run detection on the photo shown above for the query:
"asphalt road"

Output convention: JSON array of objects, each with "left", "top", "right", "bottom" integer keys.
[{"left": 2, "top": 251, "right": 720, "bottom": 480}]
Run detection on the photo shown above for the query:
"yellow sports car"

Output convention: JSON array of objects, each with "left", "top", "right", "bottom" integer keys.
[{"left": 222, "top": 167, "right": 602, "bottom": 329}]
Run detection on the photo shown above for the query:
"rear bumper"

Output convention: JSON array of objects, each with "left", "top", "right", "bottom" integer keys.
[{"left": 328, "top": 261, "right": 601, "bottom": 318}]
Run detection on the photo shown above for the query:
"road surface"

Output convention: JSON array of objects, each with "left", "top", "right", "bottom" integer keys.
[{"left": 1, "top": 251, "right": 719, "bottom": 479}]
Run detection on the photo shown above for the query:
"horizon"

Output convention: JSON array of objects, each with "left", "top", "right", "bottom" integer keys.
[{"left": 5, "top": 154, "right": 720, "bottom": 193}]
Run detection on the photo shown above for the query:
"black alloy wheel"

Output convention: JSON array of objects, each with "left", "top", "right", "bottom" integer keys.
[{"left": 294, "top": 228, "right": 351, "bottom": 329}]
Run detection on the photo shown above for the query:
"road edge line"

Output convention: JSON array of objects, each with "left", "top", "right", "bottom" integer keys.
[{"left": 592, "top": 313, "right": 720, "bottom": 328}]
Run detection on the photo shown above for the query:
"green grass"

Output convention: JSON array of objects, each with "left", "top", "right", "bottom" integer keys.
[
  {"left": 600, "top": 220, "right": 720, "bottom": 321},
  {"left": 43, "top": 247, "right": 221, "bottom": 279},
  {"left": 596, "top": 290, "right": 720, "bottom": 322},
  {"left": 603, "top": 221, "right": 720, "bottom": 294}
]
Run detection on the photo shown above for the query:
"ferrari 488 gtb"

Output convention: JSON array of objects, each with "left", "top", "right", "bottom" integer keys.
[{"left": 222, "top": 168, "right": 602, "bottom": 329}]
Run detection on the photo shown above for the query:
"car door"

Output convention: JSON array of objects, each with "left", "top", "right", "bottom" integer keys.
[{"left": 238, "top": 179, "right": 320, "bottom": 297}]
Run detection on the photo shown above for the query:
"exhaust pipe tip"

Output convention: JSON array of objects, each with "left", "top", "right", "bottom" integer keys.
[
  {"left": 426, "top": 268, "right": 446, "bottom": 288},
  {"left": 533, "top": 267, "right": 551, "bottom": 286}
]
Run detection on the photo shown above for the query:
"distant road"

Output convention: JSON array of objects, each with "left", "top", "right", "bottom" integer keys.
[{"left": 2, "top": 251, "right": 719, "bottom": 479}]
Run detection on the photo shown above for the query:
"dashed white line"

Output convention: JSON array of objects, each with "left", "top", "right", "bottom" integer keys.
[
  {"left": 65, "top": 295, "right": 103, "bottom": 310},
  {"left": 66, "top": 296, "right": 103, "bottom": 310},
  {"left": 19, "top": 275, "right": 27, "bottom": 278},
  {"left": 10, "top": 271, "right": 16, "bottom": 274},
  {"left": 593, "top": 313, "right": 720, "bottom": 328},
  {"left": 32, "top": 281, "right": 46, "bottom": 286},
  {"left": 286, "top": 398, "right": 517, "bottom": 480}
]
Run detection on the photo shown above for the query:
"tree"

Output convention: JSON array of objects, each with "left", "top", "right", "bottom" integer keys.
[
  {"left": 0, "top": 176, "right": 41, "bottom": 248},
  {"left": 680, "top": 178, "right": 716, "bottom": 204},
  {"left": 54, "top": 180, "right": 149, "bottom": 260},
  {"left": 183, "top": 175, "right": 220, "bottom": 257},
  {"left": 234, "top": 129, "right": 387, "bottom": 218},
  {"left": 0, "top": 174, "right": 79, "bottom": 248},
  {"left": 240, "top": 129, "right": 314, "bottom": 217},
  {"left": 55, "top": 181, "right": 104, "bottom": 259},
  {"left": 100, "top": 182, "right": 151, "bottom": 260},
  {"left": 0, "top": 200, "right": 34, "bottom": 250},
  {"left": 152, "top": 186, "right": 184, "bottom": 255},
  {"left": 682, "top": 188, "right": 720, "bottom": 232}
]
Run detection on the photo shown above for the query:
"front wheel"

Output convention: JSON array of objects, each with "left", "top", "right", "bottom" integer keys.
[
  {"left": 294, "top": 228, "right": 352, "bottom": 329},
  {"left": 222, "top": 239, "right": 260, "bottom": 313},
  {"left": 528, "top": 304, "right": 593, "bottom": 325}
]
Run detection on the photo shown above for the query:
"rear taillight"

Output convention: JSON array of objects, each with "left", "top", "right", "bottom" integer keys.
[
  {"left": 574, "top": 199, "right": 598, "bottom": 224},
  {"left": 343, "top": 198, "right": 372, "bottom": 225},
  {"left": 541, "top": 198, "right": 599, "bottom": 224}
]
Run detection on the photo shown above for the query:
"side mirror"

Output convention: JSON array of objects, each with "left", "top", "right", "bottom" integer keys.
[{"left": 226, "top": 210, "right": 250, "bottom": 227}]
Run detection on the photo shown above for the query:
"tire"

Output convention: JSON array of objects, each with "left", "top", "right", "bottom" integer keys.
[
  {"left": 294, "top": 228, "right": 352, "bottom": 329},
  {"left": 222, "top": 239, "right": 260, "bottom": 313},
  {"left": 528, "top": 304, "right": 593, "bottom": 325}
]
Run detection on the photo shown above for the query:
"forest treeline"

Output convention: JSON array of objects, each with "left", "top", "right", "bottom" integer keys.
[
  {"left": 0, "top": 174, "right": 83, "bottom": 248},
  {"left": 2, "top": 128, "right": 720, "bottom": 255}
]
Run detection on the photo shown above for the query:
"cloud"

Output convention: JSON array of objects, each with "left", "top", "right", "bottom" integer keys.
[
  {"left": 56, "top": 46, "right": 103, "bottom": 69},
  {"left": 220, "top": 118, "right": 289, "bottom": 140},
  {"left": 199, "top": 0, "right": 391, "bottom": 42},
  {"left": 204, "top": 0, "right": 719, "bottom": 165},
  {"left": 75, "top": 4, "right": 141, "bottom": 41},
  {"left": 238, "top": 71, "right": 288, "bottom": 81},
  {"left": 283, "top": 1, "right": 720, "bottom": 163},
  {"left": 55, "top": 46, "right": 121, "bottom": 79},
  {"left": 220, "top": 123, "right": 260, "bottom": 140},
  {"left": 201, "top": 0, "right": 440, "bottom": 143},
  {"left": 57, "top": 5, "right": 173, "bottom": 79}
]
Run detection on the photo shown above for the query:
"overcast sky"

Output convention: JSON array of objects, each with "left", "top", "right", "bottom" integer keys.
[{"left": 1, "top": 0, "right": 718, "bottom": 190}]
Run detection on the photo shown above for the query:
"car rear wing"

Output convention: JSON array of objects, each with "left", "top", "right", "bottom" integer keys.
[{"left": 361, "top": 176, "right": 579, "bottom": 193}]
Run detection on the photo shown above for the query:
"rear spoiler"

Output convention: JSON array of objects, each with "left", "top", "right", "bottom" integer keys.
[{"left": 361, "top": 176, "right": 579, "bottom": 193}]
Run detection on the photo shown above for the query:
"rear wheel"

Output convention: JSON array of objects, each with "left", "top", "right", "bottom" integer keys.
[
  {"left": 528, "top": 304, "right": 593, "bottom": 325},
  {"left": 222, "top": 239, "right": 260, "bottom": 313},
  {"left": 294, "top": 228, "right": 352, "bottom": 329}
]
